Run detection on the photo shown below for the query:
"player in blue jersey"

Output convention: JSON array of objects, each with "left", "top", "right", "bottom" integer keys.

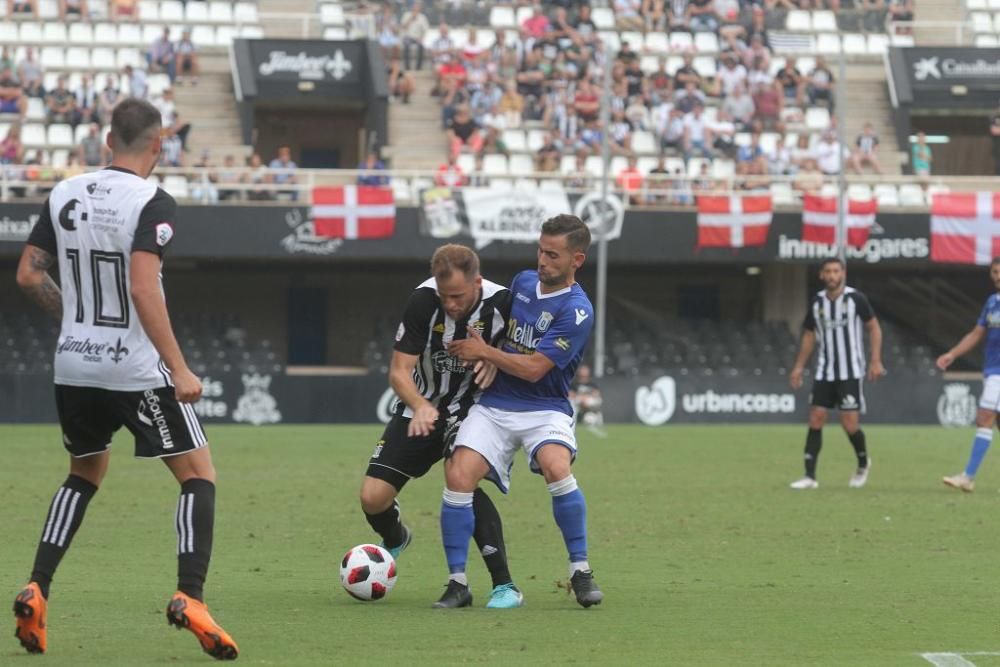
[
  {"left": 937, "top": 258, "right": 1000, "bottom": 492},
  {"left": 434, "top": 214, "right": 603, "bottom": 610}
]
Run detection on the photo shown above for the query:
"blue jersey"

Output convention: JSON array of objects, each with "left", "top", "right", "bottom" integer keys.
[
  {"left": 480, "top": 271, "right": 594, "bottom": 416},
  {"left": 977, "top": 293, "right": 1000, "bottom": 376}
]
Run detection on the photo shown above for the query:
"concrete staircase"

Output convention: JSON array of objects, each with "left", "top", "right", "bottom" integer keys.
[
  {"left": 913, "top": 0, "right": 968, "bottom": 46},
  {"left": 171, "top": 51, "right": 249, "bottom": 163},
  {"left": 385, "top": 69, "right": 447, "bottom": 170},
  {"left": 840, "top": 62, "right": 907, "bottom": 175}
]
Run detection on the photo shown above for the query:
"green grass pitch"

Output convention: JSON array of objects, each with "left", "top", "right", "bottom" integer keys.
[{"left": 1, "top": 424, "right": 998, "bottom": 666}]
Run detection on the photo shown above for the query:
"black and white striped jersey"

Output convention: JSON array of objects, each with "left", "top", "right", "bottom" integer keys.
[
  {"left": 26, "top": 166, "right": 177, "bottom": 391},
  {"left": 393, "top": 277, "right": 510, "bottom": 420},
  {"left": 802, "top": 286, "right": 876, "bottom": 381}
]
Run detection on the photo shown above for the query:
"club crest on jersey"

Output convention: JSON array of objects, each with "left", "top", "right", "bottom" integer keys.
[
  {"left": 109, "top": 337, "right": 129, "bottom": 364},
  {"left": 987, "top": 311, "right": 1000, "bottom": 328},
  {"left": 469, "top": 320, "right": 485, "bottom": 335},
  {"left": 155, "top": 222, "right": 173, "bottom": 247},
  {"left": 432, "top": 323, "right": 445, "bottom": 334},
  {"left": 535, "top": 311, "right": 554, "bottom": 332}
]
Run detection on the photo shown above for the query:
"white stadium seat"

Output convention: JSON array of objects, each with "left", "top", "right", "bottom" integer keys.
[
  {"left": 631, "top": 131, "right": 657, "bottom": 154},
  {"left": 142, "top": 24, "right": 162, "bottom": 44},
  {"left": 899, "top": 184, "right": 925, "bottom": 206},
  {"left": 866, "top": 34, "right": 889, "bottom": 55},
  {"left": 320, "top": 3, "right": 345, "bottom": 26},
  {"left": 805, "top": 107, "right": 831, "bottom": 130},
  {"left": 636, "top": 156, "right": 658, "bottom": 174},
  {"left": 972, "top": 11, "right": 992, "bottom": 32},
  {"left": 138, "top": 0, "right": 159, "bottom": 20},
  {"left": 848, "top": 184, "right": 873, "bottom": 201},
  {"left": 694, "top": 32, "right": 719, "bottom": 53},
  {"left": 513, "top": 178, "right": 538, "bottom": 191},
  {"left": 93, "top": 23, "right": 118, "bottom": 43},
  {"left": 234, "top": 2, "right": 259, "bottom": 24},
  {"left": 968, "top": 0, "right": 987, "bottom": 9},
  {"left": 19, "top": 23, "right": 43, "bottom": 43},
  {"left": 508, "top": 155, "right": 534, "bottom": 176},
  {"left": 118, "top": 23, "right": 142, "bottom": 44},
  {"left": 37, "top": 0, "right": 58, "bottom": 19},
  {"left": 559, "top": 155, "right": 577, "bottom": 174},
  {"left": 240, "top": 25, "right": 264, "bottom": 39},
  {"left": 40, "top": 47, "right": 65, "bottom": 69},
  {"left": 216, "top": 25, "right": 237, "bottom": 45},
  {"left": 771, "top": 182, "right": 794, "bottom": 205},
  {"left": 192, "top": 26, "right": 216, "bottom": 47},
  {"left": 0, "top": 22, "right": 16, "bottom": 43},
  {"left": 21, "top": 124, "right": 46, "bottom": 147},
  {"left": 693, "top": 56, "right": 717, "bottom": 77},
  {"left": 488, "top": 179, "right": 513, "bottom": 192},
  {"left": 162, "top": 175, "right": 190, "bottom": 199},
  {"left": 712, "top": 159, "right": 735, "bottom": 179},
  {"left": 842, "top": 34, "right": 867, "bottom": 54},
  {"left": 48, "top": 124, "right": 74, "bottom": 148},
  {"left": 90, "top": 48, "right": 116, "bottom": 69},
  {"left": 208, "top": 1, "right": 233, "bottom": 23},
  {"left": 645, "top": 32, "right": 669, "bottom": 54},
  {"left": 68, "top": 23, "right": 94, "bottom": 44},
  {"left": 786, "top": 10, "right": 811, "bottom": 31},
  {"left": 50, "top": 149, "right": 69, "bottom": 169},
  {"left": 117, "top": 48, "right": 143, "bottom": 69},
  {"left": 515, "top": 6, "right": 533, "bottom": 25},
  {"left": 816, "top": 34, "right": 841, "bottom": 55},
  {"left": 812, "top": 10, "right": 838, "bottom": 31},
  {"left": 159, "top": 0, "right": 184, "bottom": 22},
  {"left": 639, "top": 55, "right": 659, "bottom": 75},
  {"left": 976, "top": 34, "right": 999, "bottom": 47},
  {"left": 489, "top": 6, "right": 515, "bottom": 29},
  {"left": 874, "top": 184, "right": 899, "bottom": 207},
  {"left": 620, "top": 32, "right": 645, "bottom": 51},
  {"left": 598, "top": 31, "right": 620, "bottom": 52},
  {"left": 591, "top": 7, "right": 615, "bottom": 29},
  {"left": 501, "top": 129, "right": 526, "bottom": 152},
  {"left": 322, "top": 27, "right": 347, "bottom": 40},
  {"left": 669, "top": 31, "right": 693, "bottom": 52},
  {"left": 456, "top": 153, "right": 475, "bottom": 174},
  {"left": 74, "top": 123, "right": 91, "bottom": 144},
  {"left": 185, "top": 1, "right": 209, "bottom": 22},
  {"left": 26, "top": 97, "right": 45, "bottom": 122},
  {"left": 41, "top": 23, "right": 67, "bottom": 44},
  {"left": 482, "top": 154, "right": 509, "bottom": 176}
]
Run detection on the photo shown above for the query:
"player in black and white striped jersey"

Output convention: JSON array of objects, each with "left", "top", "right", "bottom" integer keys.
[
  {"left": 11, "top": 99, "right": 237, "bottom": 659},
  {"left": 788, "top": 258, "right": 885, "bottom": 490},
  {"left": 359, "top": 244, "right": 524, "bottom": 608}
]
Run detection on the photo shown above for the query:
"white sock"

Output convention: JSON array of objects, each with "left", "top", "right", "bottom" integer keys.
[
  {"left": 547, "top": 475, "right": 578, "bottom": 497},
  {"left": 569, "top": 561, "right": 590, "bottom": 578},
  {"left": 448, "top": 572, "right": 468, "bottom": 586}
]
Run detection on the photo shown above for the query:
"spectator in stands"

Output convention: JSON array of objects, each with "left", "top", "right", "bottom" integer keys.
[
  {"left": 565, "top": 150, "right": 590, "bottom": 191},
  {"left": 63, "top": 153, "right": 84, "bottom": 178},
  {"left": 793, "top": 158, "right": 823, "bottom": 192},
  {"left": 752, "top": 80, "right": 783, "bottom": 131},
  {"left": 741, "top": 35, "right": 772, "bottom": 72},
  {"left": 573, "top": 79, "right": 600, "bottom": 124},
  {"left": 722, "top": 83, "right": 755, "bottom": 130},
  {"left": 159, "top": 131, "right": 183, "bottom": 167},
  {"left": 807, "top": 56, "right": 835, "bottom": 111},
  {"left": 659, "top": 106, "right": 686, "bottom": 154},
  {"left": 46, "top": 77, "right": 79, "bottom": 127},
  {"left": 813, "top": 131, "right": 842, "bottom": 176},
  {"left": 687, "top": 0, "right": 719, "bottom": 32},
  {"left": 155, "top": 88, "right": 191, "bottom": 151},
  {"left": 435, "top": 154, "right": 466, "bottom": 187},
  {"left": 911, "top": 131, "right": 932, "bottom": 179},
  {"left": 269, "top": 145, "right": 299, "bottom": 201},
  {"left": 447, "top": 105, "right": 483, "bottom": 159},
  {"left": 674, "top": 81, "right": 707, "bottom": 115},
  {"left": 849, "top": 122, "right": 882, "bottom": 174},
  {"left": 714, "top": 52, "right": 747, "bottom": 99},
  {"left": 860, "top": 0, "right": 886, "bottom": 32},
  {"left": 498, "top": 80, "right": 525, "bottom": 129},
  {"left": 626, "top": 95, "right": 651, "bottom": 132},
  {"left": 0, "top": 47, "right": 13, "bottom": 74},
  {"left": 642, "top": 0, "right": 667, "bottom": 31},
  {"left": 747, "top": 56, "right": 773, "bottom": 90},
  {"left": 674, "top": 54, "right": 703, "bottom": 92},
  {"left": 431, "top": 22, "right": 455, "bottom": 72},
  {"left": 74, "top": 74, "right": 99, "bottom": 125},
  {"left": 991, "top": 104, "right": 1000, "bottom": 175},
  {"left": 710, "top": 109, "right": 737, "bottom": 157},
  {"left": 243, "top": 153, "right": 272, "bottom": 201},
  {"left": 8, "top": 0, "right": 37, "bottom": 17},
  {"left": 471, "top": 80, "right": 501, "bottom": 126},
  {"left": 0, "top": 124, "right": 24, "bottom": 165},
  {"left": 617, "top": 155, "right": 644, "bottom": 205},
  {"left": 124, "top": 64, "right": 147, "bottom": 100},
  {"left": 110, "top": 0, "right": 138, "bottom": 21},
  {"left": 576, "top": 118, "right": 604, "bottom": 155},
  {"left": 97, "top": 76, "right": 122, "bottom": 125},
  {"left": 436, "top": 53, "right": 466, "bottom": 100},
  {"left": 791, "top": 133, "right": 813, "bottom": 169},
  {"left": 887, "top": 0, "right": 914, "bottom": 35},
  {"left": 357, "top": 150, "right": 388, "bottom": 186},
  {"left": 440, "top": 75, "right": 468, "bottom": 129},
  {"left": 58, "top": 0, "right": 87, "bottom": 19},
  {"left": 776, "top": 59, "right": 804, "bottom": 106},
  {"left": 683, "top": 104, "right": 714, "bottom": 161},
  {"left": 480, "top": 119, "right": 510, "bottom": 157},
  {"left": 535, "top": 132, "right": 563, "bottom": 173},
  {"left": 388, "top": 57, "right": 415, "bottom": 104},
  {"left": 742, "top": 6, "right": 771, "bottom": 47},
  {"left": 468, "top": 153, "right": 490, "bottom": 187},
  {"left": 176, "top": 29, "right": 200, "bottom": 86},
  {"left": 609, "top": 110, "right": 634, "bottom": 155},
  {"left": 769, "top": 133, "right": 793, "bottom": 175},
  {"left": 148, "top": 28, "right": 177, "bottom": 83},
  {"left": 613, "top": 0, "right": 643, "bottom": 30},
  {"left": 0, "top": 68, "right": 27, "bottom": 119},
  {"left": 522, "top": 4, "right": 553, "bottom": 38},
  {"left": 77, "top": 123, "right": 109, "bottom": 167},
  {"left": 692, "top": 161, "right": 718, "bottom": 194},
  {"left": 716, "top": 0, "right": 744, "bottom": 38},
  {"left": 190, "top": 149, "right": 219, "bottom": 203},
  {"left": 401, "top": 1, "right": 430, "bottom": 71},
  {"left": 649, "top": 61, "right": 674, "bottom": 105},
  {"left": 573, "top": 4, "right": 599, "bottom": 44},
  {"left": 217, "top": 154, "right": 241, "bottom": 201},
  {"left": 17, "top": 48, "right": 43, "bottom": 100},
  {"left": 737, "top": 132, "right": 768, "bottom": 174}
]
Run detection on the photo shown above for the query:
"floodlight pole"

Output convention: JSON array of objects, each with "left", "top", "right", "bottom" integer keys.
[
  {"left": 835, "top": 40, "right": 848, "bottom": 264},
  {"left": 594, "top": 45, "right": 613, "bottom": 379}
]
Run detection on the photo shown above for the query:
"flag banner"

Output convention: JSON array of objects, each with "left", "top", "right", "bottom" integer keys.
[
  {"left": 802, "top": 195, "right": 877, "bottom": 248},
  {"left": 696, "top": 195, "right": 773, "bottom": 248},
  {"left": 312, "top": 185, "right": 396, "bottom": 239},
  {"left": 930, "top": 192, "right": 1000, "bottom": 265}
]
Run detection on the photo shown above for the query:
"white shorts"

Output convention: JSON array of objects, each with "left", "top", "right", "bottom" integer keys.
[
  {"left": 980, "top": 375, "right": 1000, "bottom": 411},
  {"left": 453, "top": 404, "right": 577, "bottom": 494}
]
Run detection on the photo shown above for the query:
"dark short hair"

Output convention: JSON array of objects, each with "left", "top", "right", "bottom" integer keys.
[
  {"left": 541, "top": 214, "right": 591, "bottom": 252},
  {"left": 110, "top": 98, "right": 161, "bottom": 152},
  {"left": 991, "top": 257, "right": 1000, "bottom": 268},
  {"left": 431, "top": 244, "right": 479, "bottom": 282},
  {"left": 820, "top": 257, "right": 845, "bottom": 270}
]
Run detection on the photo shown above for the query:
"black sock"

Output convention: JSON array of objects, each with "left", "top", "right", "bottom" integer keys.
[
  {"left": 176, "top": 479, "right": 215, "bottom": 602},
  {"left": 472, "top": 488, "right": 513, "bottom": 588},
  {"left": 30, "top": 475, "right": 98, "bottom": 599},
  {"left": 804, "top": 428, "right": 822, "bottom": 479},
  {"left": 848, "top": 429, "right": 868, "bottom": 468},
  {"left": 364, "top": 500, "right": 405, "bottom": 549}
]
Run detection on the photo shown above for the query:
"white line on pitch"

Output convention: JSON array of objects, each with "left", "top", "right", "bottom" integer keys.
[{"left": 919, "top": 654, "right": 978, "bottom": 667}]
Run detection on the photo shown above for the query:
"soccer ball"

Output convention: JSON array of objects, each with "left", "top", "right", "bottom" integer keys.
[{"left": 340, "top": 544, "right": 397, "bottom": 601}]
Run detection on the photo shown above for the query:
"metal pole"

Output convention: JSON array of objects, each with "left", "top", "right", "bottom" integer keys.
[
  {"left": 593, "top": 45, "right": 612, "bottom": 379},
  {"left": 834, "top": 38, "right": 848, "bottom": 264}
]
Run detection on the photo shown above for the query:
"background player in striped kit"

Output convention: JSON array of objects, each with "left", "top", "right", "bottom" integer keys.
[
  {"left": 789, "top": 258, "right": 885, "bottom": 490},
  {"left": 937, "top": 258, "right": 1000, "bottom": 492},
  {"left": 11, "top": 99, "right": 237, "bottom": 659},
  {"left": 358, "top": 244, "right": 523, "bottom": 608}
]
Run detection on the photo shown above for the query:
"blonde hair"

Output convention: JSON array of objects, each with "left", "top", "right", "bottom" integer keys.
[{"left": 431, "top": 244, "right": 479, "bottom": 282}]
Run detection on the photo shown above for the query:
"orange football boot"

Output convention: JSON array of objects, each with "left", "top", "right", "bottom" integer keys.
[
  {"left": 13, "top": 582, "right": 47, "bottom": 654},
  {"left": 165, "top": 591, "right": 238, "bottom": 661}
]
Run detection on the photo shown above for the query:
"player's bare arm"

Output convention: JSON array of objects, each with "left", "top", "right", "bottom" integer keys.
[
  {"left": 388, "top": 349, "right": 439, "bottom": 437},
  {"left": 15, "top": 245, "right": 62, "bottom": 322},
  {"left": 449, "top": 326, "right": 555, "bottom": 383},
  {"left": 866, "top": 318, "right": 886, "bottom": 381},
  {"left": 937, "top": 325, "right": 986, "bottom": 370},
  {"left": 789, "top": 329, "right": 816, "bottom": 390},
  {"left": 130, "top": 250, "right": 202, "bottom": 403}
]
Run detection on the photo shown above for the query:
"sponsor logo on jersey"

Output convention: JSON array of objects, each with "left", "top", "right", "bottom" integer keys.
[
  {"left": 506, "top": 318, "right": 540, "bottom": 352},
  {"left": 155, "top": 222, "right": 173, "bottom": 247},
  {"left": 432, "top": 323, "right": 445, "bottom": 334},
  {"left": 987, "top": 311, "right": 1000, "bottom": 328},
  {"left": 515, "top": 292, "right": 531, "bottom": 304},
  {"left": 58, "top": 199, "right": 87, "bottom": 231},
  {"left": 536, "top": 311, "right": 554, "bottom": 332},
  {"left": 555, "top": 337, "right": 570, "bottom": 351},
  {"left": 109, "top": 337, "right": 129, "bottom": 364},
  {"left": 432, "top": 350, "right": 466, "bottom": 374},
  {"left": 137, "top": 389, "right": 174, "bottom": 449},
  {"left": 395, "top": 322, "right": 405, "bottom": 342},
  {"left": 575, "top": 308, "right": 589, "bottom": 326},
  {"left": 937, "top": 383, "right": 977, "bottom": 427},
  {"left": 86, "top": 182, "right": 112, "bottom": 197},
  {"left": 820, "top": 316, "right": 850, "bottom": 330},
  {"left": 57, "top": 336, "right": 109, "bottom": 363}
]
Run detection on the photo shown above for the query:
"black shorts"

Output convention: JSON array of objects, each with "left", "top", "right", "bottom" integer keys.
[
  {"left": 55, "top": 384, "right": 208, "bottom": 459},
  {"left": 365, "top": 414, "right": 459, "bottom": 491},
  {"left": 810, "top": 379, "right": 864, "bottom": 412}
]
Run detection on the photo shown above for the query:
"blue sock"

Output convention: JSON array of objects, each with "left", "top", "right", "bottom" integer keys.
[
  {"left": 965, "top": 427, "right": 993, "bottom": 478},
  {"left": 440, "top": 489, "right": 475, "bottom": 575},
  {"left": 549, "top": 476, "right": 588, "bottom": 563}
]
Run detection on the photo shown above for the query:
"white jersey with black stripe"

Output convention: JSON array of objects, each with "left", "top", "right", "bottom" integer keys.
[
  {"left": 803, "top": 286, "right": 875, "bottom": 382},
  {"left": 26, "top": 166, "right": 179, "bottom": 391}
]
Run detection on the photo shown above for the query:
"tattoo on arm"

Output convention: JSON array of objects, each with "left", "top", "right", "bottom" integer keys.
[
  {"left": 28, "top": 246, "right": 55, "bottom": 272},
  {"left": 26, "top": 275, "right": 63, "bottom": 321}
]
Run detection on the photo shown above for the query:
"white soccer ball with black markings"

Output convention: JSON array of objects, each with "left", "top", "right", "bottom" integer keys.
[{"left": 340, "top": 544, "right": 397, "bottom": 601}]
